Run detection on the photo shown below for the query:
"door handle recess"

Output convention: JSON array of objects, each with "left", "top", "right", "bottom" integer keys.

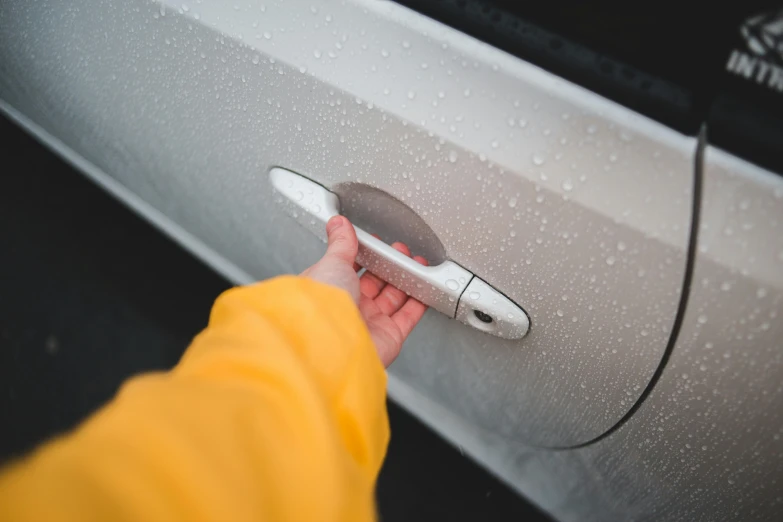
[{"left": 270, "top": 167, "right": 529, "bottom": 340}]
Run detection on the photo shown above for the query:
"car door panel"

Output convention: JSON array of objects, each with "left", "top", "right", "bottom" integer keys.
[
  {"left": 11, "top": 2, "right": 783, "bottom": 521},
  {"left": 0, "top": 0, "right": 696, "bottom": 449}
]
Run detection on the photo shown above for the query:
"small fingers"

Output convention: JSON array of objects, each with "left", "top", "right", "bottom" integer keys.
[
  {"left": 412, "top": 255, "right": 429, "bottom": 267},
  {"left": 390, "top": 241, "right": 411, "bottom": 257},
  {"left": 391, "top": 297, "right": 428, "bottom": 340},
  {"left": 359, "top": 271, "right": 386, "bottom": 299}
]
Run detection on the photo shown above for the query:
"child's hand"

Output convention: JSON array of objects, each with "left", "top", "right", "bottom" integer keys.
[{"left": 301, "top": 216, "right": 428, "bottom": 367}]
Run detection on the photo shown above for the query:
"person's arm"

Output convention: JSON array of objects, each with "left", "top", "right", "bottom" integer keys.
[{"left": 0, "top": 217, "right": 427, "bottom": 522}]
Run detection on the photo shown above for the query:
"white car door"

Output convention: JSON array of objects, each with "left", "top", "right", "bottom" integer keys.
[{"left": 5, "top": 1, "right": 780, "bottom": 520}]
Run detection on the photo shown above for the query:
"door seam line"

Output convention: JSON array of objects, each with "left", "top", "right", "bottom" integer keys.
[{"left": 561, "top": 125, "right": 706, "bottom": 450}]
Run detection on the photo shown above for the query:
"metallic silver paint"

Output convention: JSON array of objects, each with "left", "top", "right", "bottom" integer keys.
[
  {"left": 5, "top": 0, "right": 780, "bottom": 520},
  {"left": 0, "top": 0, "right": 695, "bottom": 448},
  {"left": 438, "top": 148, "right": 783, "bottom": 521}
]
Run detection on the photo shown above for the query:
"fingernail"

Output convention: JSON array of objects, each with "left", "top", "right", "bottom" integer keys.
[{"left": 326, "top": 216, "right": 343, "bottom": 234}]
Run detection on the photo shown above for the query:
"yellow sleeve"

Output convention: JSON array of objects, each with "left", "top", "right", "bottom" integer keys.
[{"left": 0, "top": 276, "right": 389, "bottom": 522}]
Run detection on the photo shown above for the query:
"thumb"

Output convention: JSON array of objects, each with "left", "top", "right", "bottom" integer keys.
[{"left": 324, "top": 216, "right": 359, "bottom": 264}]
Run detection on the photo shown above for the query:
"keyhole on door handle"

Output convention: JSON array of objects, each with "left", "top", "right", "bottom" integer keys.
[
  {"left": 474, "top": 310, "right": 494, "bottom": 324},
  {"left": 269, "top": 167, "right": 530, "bottom": 340}
]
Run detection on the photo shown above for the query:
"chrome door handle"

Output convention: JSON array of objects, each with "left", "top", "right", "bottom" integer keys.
[{"left": 270, "top": 167, "right": 529, "bottom": 340}]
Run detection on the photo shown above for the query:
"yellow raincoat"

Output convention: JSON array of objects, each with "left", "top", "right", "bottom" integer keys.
[{"left": 0, "top": 276, "right": 388, "bottom": 521}]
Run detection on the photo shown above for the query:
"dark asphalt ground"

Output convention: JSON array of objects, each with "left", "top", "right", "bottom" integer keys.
[{"left": 0, "top": 114, "right": 551, "bottom": 521}]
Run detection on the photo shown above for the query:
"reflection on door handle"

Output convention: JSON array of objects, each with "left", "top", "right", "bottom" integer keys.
[{"left": 270, "top": 167, "right": 529, "bottom": 340}]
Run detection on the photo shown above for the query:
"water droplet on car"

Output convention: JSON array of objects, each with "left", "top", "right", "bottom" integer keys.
[
  {"left": 469, "top": 292, "right": 480, "bottom": 300},
  {"left": 446, "top": 279, "right": 459, "bottom": 290}
]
